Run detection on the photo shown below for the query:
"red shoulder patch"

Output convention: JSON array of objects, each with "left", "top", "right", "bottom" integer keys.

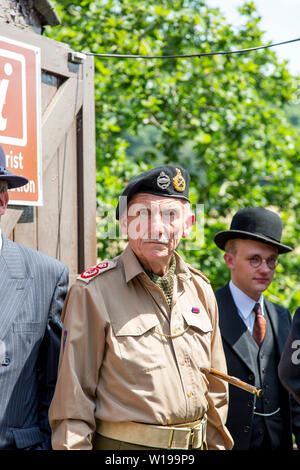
[{"left": 78, "top": 261, "right": 115, "bottom": 282}]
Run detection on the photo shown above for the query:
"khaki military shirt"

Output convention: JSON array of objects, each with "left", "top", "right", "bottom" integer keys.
[{"left": 49, "top": 245, "right": 233, "bottom": 450}]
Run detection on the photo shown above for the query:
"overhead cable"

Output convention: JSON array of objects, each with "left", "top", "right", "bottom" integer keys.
[{"left": 83, "top": 37, "right": 300, "bottom": 60}]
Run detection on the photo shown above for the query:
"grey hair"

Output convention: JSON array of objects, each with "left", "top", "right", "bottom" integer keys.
[
  {"left": 0, "top": 181, "right": 8, "bottom": 193},
  {"left": 180, "top": 199, "right": 195, "bottom": 223}
]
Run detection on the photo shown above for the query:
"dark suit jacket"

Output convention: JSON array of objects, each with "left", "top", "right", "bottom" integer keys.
[
  {"left": 215, "top": 284, "right": 300, "bottom": 450},
  {"left": 279, "top": 307, "right": 300, "bottom": 405},
  {"left": 0, "top": 235, "right": 68, "bottom": 449}
]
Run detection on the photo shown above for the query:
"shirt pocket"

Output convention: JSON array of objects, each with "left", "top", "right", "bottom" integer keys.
[
  {"left": 181, "top": 309, "right": 213, "bottom": 333},
  {"left": 181, "top": 309, "right": 213, "bottom": 370},
  {"left": 112, "top": 314, "right": 167, "bottom": 373}
]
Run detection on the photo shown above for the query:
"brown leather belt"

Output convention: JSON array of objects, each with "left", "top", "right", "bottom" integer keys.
[{"left": 96, "top": 415, "right": 207, "bottom": 450}]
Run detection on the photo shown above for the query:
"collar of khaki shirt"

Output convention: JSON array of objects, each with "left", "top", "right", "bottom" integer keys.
[{"left": 121, "top": 244, "right": 192, "bottom": 284}]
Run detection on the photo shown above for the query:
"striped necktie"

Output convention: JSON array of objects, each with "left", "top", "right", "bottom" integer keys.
[{"left": 252, "top": 302, "right": 266, "bottom": 345}]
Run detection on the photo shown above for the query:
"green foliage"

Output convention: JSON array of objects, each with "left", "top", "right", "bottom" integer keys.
[
  {"left": 285, "top": 101, "right": 300, "bottom": 131},
  {"left": 46, "top": 0, "right": 300, "bottom": 313}
]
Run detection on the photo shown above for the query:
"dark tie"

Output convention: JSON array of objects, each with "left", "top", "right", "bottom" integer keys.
[{"left": 252, "top": 302, "right": 266, "bottom": 345}]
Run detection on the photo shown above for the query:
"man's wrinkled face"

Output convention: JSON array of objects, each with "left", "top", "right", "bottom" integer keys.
[
  {"left": 224, "top": 238, "right": 278, "bottom": 300},
  {"left": 121, "top": 193, "right": 193, "bottom": 265}
]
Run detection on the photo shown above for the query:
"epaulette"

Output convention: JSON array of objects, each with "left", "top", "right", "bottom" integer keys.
[
  {"left": 187, "top": 264, "right": 210, "bottom": 284},
  {"left": 78, "top": 260, "right": 117, "bottom": 283}
]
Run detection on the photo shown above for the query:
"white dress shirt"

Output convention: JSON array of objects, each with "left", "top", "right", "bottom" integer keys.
[{"left": 229, "top": 280, "right": 265, "bottom": 334}]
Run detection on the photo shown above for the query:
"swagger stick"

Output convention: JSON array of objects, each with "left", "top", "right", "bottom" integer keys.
[{"left": 209, "top": 368, "right": 264, "bottom": 397}]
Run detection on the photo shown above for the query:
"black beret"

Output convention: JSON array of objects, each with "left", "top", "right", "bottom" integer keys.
[
  {"left": 214, "top": 207, "right": 292, "bottom": 254},
  {"left": 116, "top": 165, "right": 190, "bottom": 220}
]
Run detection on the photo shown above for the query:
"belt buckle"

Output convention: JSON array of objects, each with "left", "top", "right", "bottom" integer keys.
[{"left": 168, "top": 428, "right": 193, "bottom": 450}]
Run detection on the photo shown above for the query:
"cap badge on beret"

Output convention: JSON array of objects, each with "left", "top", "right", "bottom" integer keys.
[
  {"left": 157, "top": 171, "right": 171, "bottom": 190},
  {"left": 173, "top": 168, "right": 186, "bottom": 192},
  {"left": 115, "top": 164, "right": 190, "bottom": 220}
]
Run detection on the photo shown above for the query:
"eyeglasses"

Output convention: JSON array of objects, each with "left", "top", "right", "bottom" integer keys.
[{"left": 248, "top": 255, "right": 278, "bottom": 270}]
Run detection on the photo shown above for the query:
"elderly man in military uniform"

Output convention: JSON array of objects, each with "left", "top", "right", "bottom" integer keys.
[{"left": 49, "top": 165, "right": 233, "bottom": 451}]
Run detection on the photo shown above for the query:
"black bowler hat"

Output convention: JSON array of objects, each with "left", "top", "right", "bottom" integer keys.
[
  {"left": 0, "top": 145, "right": 28, "bottom": 189},
  {"left": 116, "top": 165, "right": 190, "bottom": 220},
  {"left": 214, "top": 207, "right": 292, "bottom": 254}
]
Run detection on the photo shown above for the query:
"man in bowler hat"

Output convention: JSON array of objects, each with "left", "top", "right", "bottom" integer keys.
[
  {"left": 214, "top": 207, "right": 300, "bottom": 450},
  {"left": 49, "top": 165, "right": 233, "bottom": 450},
  {"left": 0, "top": 145, "right": 68, "bottom": 449}
]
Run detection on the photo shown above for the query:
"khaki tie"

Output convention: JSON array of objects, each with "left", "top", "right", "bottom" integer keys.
[{"left": 252, "top": 302, "right": 266, "bottom": 345}]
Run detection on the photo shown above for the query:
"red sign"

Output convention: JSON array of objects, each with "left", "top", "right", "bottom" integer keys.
[{"left": 0, "top": 36, "right": 42, "bottom": 205}]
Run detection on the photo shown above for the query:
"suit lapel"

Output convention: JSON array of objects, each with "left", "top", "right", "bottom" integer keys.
[
  {"left": 264, "top": 298, "right": 288, "bottom": 355},
  {"left": 217, "top": 284, "right": 256, "bottom": 374},
  {"left": 0, "top": 235, "right": 32, "bottom": 340}
]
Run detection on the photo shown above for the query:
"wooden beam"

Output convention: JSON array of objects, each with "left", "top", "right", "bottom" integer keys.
[
  {"left": 42, "top": 75, "right": 83, "bottom": 172},
  {"left": 81, "top": 55, "right": 97, "bottom": 268},
  {"left": 0, "top": 22, "right": 80, "bottom": 78}
]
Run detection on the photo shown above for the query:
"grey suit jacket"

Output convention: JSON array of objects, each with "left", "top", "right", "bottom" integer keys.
[
  {"left": 215, "top": 284, "right": 300, "bottom": 450},
  {"left": 0, "top": 235, "right": 68, "bottom": 449}
]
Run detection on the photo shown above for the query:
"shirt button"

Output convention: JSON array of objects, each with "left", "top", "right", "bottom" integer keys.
[
  {"left": 173, "top": 328, "right": 179, "bottom": 334},
  {"left": 243, "top": 426, "right": 250, "bottom": 433},
  {"left": 188, "top": 392, "right": 193, "bottom": 398},
  {"left": 180, "top": 360, "right": 186, "bottom": 366}
]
